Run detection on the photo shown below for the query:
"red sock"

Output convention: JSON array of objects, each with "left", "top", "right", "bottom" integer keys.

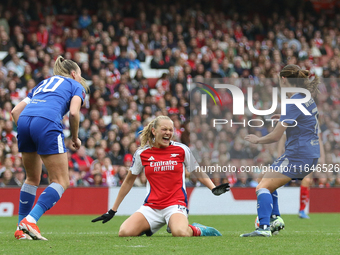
[
  {"left": 189, "top": 225, "right": 201, "bottom": 236},
  {"left": 299, "top": 185, "right": 309, "bottom": 211}
]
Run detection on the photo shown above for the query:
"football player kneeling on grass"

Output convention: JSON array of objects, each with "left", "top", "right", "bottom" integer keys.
[{"left": 92, "top": 115, "right": 230, "bottom": 237}]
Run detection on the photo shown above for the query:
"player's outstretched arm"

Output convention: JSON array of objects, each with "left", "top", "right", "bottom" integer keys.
[
  {"left": 197, "top": 173, "right": 215, "bottom": 191},
  {"left": 245, "top": 122, "right": 287, "bottom": 144},
  {"left": 92, "top": 171, "right": 137, "bottom": 223}
]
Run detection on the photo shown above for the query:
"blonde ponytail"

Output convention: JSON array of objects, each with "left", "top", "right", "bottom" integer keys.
[
  {"left": 54, "top": 56, "right": 89, "bottom": 92},
  {"left": 139, "top": 116, "right": 173, "bottom": 148}
]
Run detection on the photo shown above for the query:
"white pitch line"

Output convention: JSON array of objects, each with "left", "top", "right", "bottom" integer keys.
[
  {"left": 113, "top": 245, "right": 149, "bottom": 248},
  {"left": 44, "top": 232, "right": 117, "bottom": 235}
]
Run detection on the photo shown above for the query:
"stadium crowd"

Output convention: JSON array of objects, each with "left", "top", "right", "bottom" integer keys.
[{"left": 0, "top": 0, "right": 340, "bottom": 188}]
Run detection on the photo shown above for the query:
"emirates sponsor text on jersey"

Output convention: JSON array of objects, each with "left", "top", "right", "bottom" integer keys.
[{"left": 150, "top": 160, "right": 178, "bottom": 171}]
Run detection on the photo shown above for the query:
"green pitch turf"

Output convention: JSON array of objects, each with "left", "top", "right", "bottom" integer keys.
[{"left": 1, "top": 214, "right": 339, "bottom": 255}]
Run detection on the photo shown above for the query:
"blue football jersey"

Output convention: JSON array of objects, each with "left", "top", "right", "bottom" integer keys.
[
  {"left": 279, "top": 93, "right": 320, "bottom": 158},
  {"left": 20, "top": 75, "right": 85, "bottom": 124}
]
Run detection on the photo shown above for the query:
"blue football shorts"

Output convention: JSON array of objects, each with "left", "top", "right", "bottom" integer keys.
[
  {"left": 17, "top": 116, "right": 66, "bottom": 155},
  {"left": 271, "top": 154, "right": 318, "bottom": 179}
]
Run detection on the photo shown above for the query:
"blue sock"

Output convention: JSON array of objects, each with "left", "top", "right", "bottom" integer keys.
[
  {"left": 256, "top": 188, "right": 272, "bottom": 228},
  {"left": 271, "top": 190, "right": 280, "bottom": 217},
  {"left": 18, "top": 183, "right": 38, "bottom": 224},
  {"left": 29, "top": 183, "right": 64, "bottom": 222}
]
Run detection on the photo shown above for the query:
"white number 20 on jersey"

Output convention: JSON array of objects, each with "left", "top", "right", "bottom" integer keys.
[{"left": 33, "top": 76, "right": 65, "bottom": 97}]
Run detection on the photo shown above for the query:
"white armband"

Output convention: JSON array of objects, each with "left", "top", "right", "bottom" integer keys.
[{"left": 23, "top": 97, "right": 31, "bottom": 104}]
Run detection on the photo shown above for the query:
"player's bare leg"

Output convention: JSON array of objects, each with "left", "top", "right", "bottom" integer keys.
[
  {"left": 168, "top": 213, "right": 192, "bottom": 237},
  {"left": 22, "top": 152, "right": 42, "bottom": 186},
  {"left": 19, "top": 153, "right": 69, "bottom": 240},
  {"left": 119, "top": 212, "right": 151, "bottom": 237},
  {"left": 41, "top": 153, "right": 70, "bottom": 190},
  {"left": 257, "top": 171, "right": 292, "bottom": 193},
  {"left": 15, "top": 152, "right": 42, "bottom": 240}
]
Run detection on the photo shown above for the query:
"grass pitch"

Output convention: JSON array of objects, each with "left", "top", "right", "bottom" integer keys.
[{"left": 1, "top": 214, "right": 339, "bottom": 255}]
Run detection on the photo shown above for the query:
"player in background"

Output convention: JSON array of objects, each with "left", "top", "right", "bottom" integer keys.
[
  {"left": 92, "top": 115, "right": 230, "bottom": 237},
  {"left": 277, "top": 131, "right": 325, "bottom": 219},
  {"left": 11, "top": 56, "right": 88, "bottom": 240},
  {"left": 241, "top": 64, "right": 320, "bottom": 237}
]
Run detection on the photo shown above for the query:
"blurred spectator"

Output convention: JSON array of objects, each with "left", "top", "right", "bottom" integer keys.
[
  {"left": 114, "top": 166, "right": 128, "bottom": 186},
  {"left": 0, "top": 0, "right": 339, "bottom": 188},
  {"left": 101, "top": 156, "right": 116, "bottom": 186},
  {"left": 0, "top": 12, "right": 10, "bottom": 35},
  {"left": 85, "top": 137, "right": 96, "bottom": 157},
  {"left": 0, "top": 168, "right": 14, "bottom": 186},
  {"left": 151, "top": 49, "right": 169, "bottom": 69},
  {"left": 114, "top": 48, "right": 130, "bottom": 74},
  {"left": 7, "top": 167, "right": 25, "bottom": 186},
  {"left": 123, "top": 153, "right": 133, "bottom": 167},
  {"left": 6, "top": 54, "right": 27, "bottom": 77},
  {"left": 108, "top": 142, "right": 124, "bottom": 165},
  {"left": 128, "top": 50, "right": 140, "bottom": 70},
  {"left": 0, "top": 157, "right": 15, "bottom": 176},
  {"left": 135, "top": 44, "right": 146, "bottom": 62},
  {"left": 36, "top": 24, "right": 49, "bottom": 48},
  {"left": 0, "top": 31, "right": 13, "bottom": 51},
  {"left": 78, "top": 8, "right": 92, "bottom": 29},
  {"left": 229, "top": 141, "right": 250, "bottom": 159},
  {"left": 71, "top": 145, "right": 94, "bottom": 172},
  {"left": 65, "top": 29, "right": 82, "bottom": 49},
  {"left": 84, "top": 161, "right": 107, "bottom": 186},
  {"left": 90, "top": 147, "right": 107, "bottom": 170},
  {"left": 135, "top": 12, "right": 150, "bottom": 31},
  {"left": 233, "top": 173, "right": 251, "bottom": 187},
  {"left": 2, "top": 120, "right": 17, "bottom": 147}
]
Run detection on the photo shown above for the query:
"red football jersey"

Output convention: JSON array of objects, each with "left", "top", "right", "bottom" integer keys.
[{"left": 130, "top": 141, "right": 199, "bottom": 209}]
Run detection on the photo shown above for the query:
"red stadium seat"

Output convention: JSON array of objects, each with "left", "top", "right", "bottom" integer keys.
[
  {"left": 123, "top": 17, "right": 137, "bottom": 29},
  {"left": 28, "top": 26, "right": 38, "bottom": 33},
  {"left": 56, "top": 15, "right": 77, "bottom": 27},
  {"left": 147, "top": 78, "right": 158, "bottom": 89},
  {"left": 255, "top": 35, "right": 265, "bottom": 42},
  {"left": 29, "top": 21, "right": 39, "bottom": 31}
]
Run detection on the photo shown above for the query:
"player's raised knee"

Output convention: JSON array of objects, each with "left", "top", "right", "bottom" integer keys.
[
  {"left": 118, "top": 229, "right": 129, "bottom": 237},
  {"left": 118, "top": 227, "right": 138, "bottom": 237}
]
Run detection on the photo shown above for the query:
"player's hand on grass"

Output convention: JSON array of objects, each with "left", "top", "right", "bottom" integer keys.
[
  {"left": 91, "top": 209, "right": 116, "bottom": 223},
  {"left": 212, "top": 183, "right": 230, "bottom": 196},
  {"left": 245, "top": 134, "right": 260, "bottom": 144}
]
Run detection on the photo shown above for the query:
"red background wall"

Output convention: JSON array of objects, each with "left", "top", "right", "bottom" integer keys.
[{"left": 1, "top": 187, "right": 339, "bottom": 215}]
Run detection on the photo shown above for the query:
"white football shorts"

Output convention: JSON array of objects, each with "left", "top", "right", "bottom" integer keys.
[{"left": 136, "top": 204, "right": 188, "bottom": 234}]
